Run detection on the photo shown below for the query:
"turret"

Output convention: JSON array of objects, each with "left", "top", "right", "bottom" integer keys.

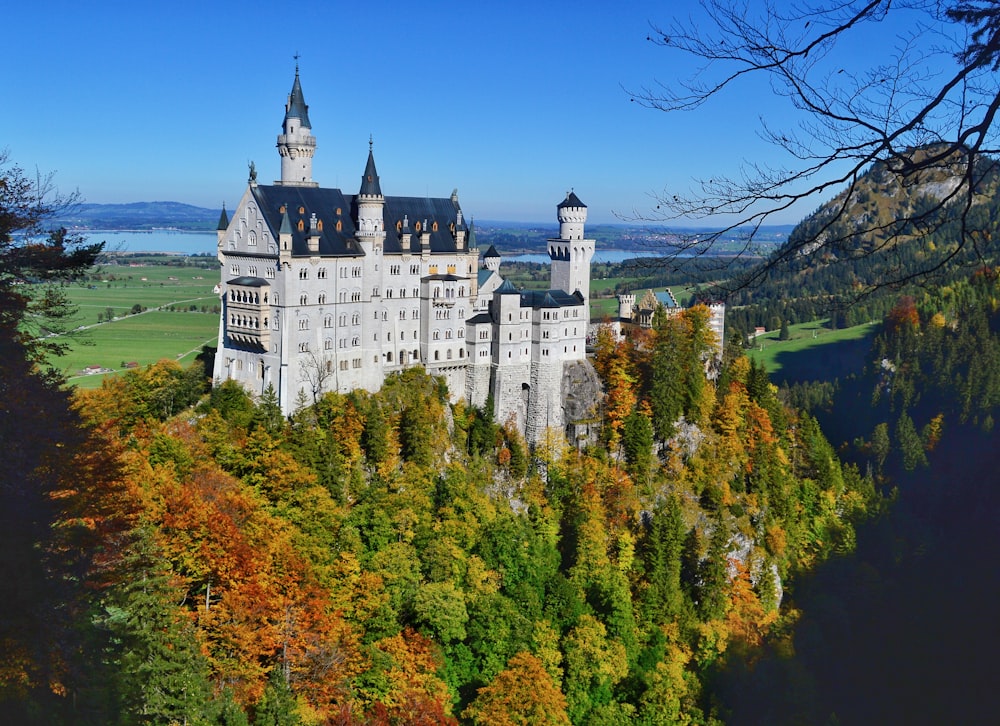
[
  {"left": 482, "top": 244, "right": 501, "bottom": 273},
  {"left": 618, "top": 293, "right": 635, "bottom": 321},
  {"left": 216, "top": 203, "right": 229, "bottom": 252},
  {"left": 356, "top": 140, "right": 385, "bottom": 241},
  {"left": 278, "top": 207, "right": 293, "bottom": 268},
  {"left": 558, "top": 190, "right": 587, "bottom": 240},
  {"left": 276, "top": 66, "right": 318, "bottom": 186},
  {"left": 549, "top": 191, "right": 595, "bottom": 326}
]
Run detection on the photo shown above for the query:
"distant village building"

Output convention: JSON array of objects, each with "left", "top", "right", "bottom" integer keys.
[{"left": 213, "top": 67, "right": 601, "bottom": 443}]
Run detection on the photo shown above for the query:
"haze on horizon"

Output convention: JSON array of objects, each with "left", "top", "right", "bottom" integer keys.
[{"left": 2, "top": 1, "right": 922, "bottom": 227}]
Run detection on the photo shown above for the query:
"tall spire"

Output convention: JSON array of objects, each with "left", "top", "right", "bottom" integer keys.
[
  {"left": 277, "top": 64, "right": 317, "bottom": 186},
  {"left": 360, "top": 137, "right": 382, "bottom": 197},
  {"left": 284, "top": 65, "right": 311, "bottom": 129}
]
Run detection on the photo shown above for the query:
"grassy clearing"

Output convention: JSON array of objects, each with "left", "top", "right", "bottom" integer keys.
[
  {"left": 746, "top": 319, "right": 878, "bottom": 382},
  {"left": 38, "top": 260, "right": 221, "bottom": 387}
]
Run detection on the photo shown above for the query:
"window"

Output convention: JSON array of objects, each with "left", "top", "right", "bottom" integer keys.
[
  {"left": 352, "top": 313, "right": 360, "bottom": 325},
  {"left": 340, "top": 360, "right": 349, "bottom": 370},
  {"left": 325, "top": 316, "right": 333, "bottom": 328},
  {"left": 300, "top": 294, "right": 307, "bottom": 305},
  {"left": 324, "top": 339, "right": 333, "bottom": 350},
  {"left": 231, "top": 264, "right": 240, "bottom": 275},
  {"left": 298, "top": 319, "right": 308, "bottom": 330},
  {"left": 410, "top": 264, "right": 419, "bottom": 275},
  {"left": 318, "top": 267, "right": 327, "bottom": 279},
  {"left": 298, "top": 342, "right": 309, "bottom": 352},
  {"left": 248, "top": 265, "right": 258, "bottom": 276},
  {"left": 390, "top": 265, "right": 400, "bottom": 275},
  {"left": 318, "top": 293, "right": 326, "bottom": 304},
  {"left": 399, "top": 310, "right": 406, "bottom": 320},
  {"left": 266, "top": 267, "right": 275, "bottom": 279}
]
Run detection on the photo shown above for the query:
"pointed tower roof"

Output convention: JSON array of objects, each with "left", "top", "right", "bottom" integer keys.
[
  {"left": 279, "top": 208, "right": 293, "bottom": 235},
  {"left": 558, "top": 190, "right": 586, "bottom": 208},
  {"left": 483, "top": 244, "right": 500, "bottom": 259},
  {"left": 359, "top": 139, "right": 382, "bottom": 197},
  {"left": 467, "top": 219, "right": 478, "bottom": 248},
  {"left": 497, "top": 278, "right": 520, "bottom": 295},
  {"left": 217, "top": 203, "right": 229, "bottom": 231},
  {"left": 285, "top": 66, "right": 311, "bottom": 128}
]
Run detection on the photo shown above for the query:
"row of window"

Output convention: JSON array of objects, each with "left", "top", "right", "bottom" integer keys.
[
  {"left": 229, "top": 263, "right": 275, "bottom": 279},
  {"left": 229, "top": 289, "right": 268, "bottom": 305}
]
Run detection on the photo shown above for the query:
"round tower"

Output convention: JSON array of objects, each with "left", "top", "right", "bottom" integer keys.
[
  {"left": 276, "top": 65, "right": 317, "bottom": 186},
  {"left": 618, "top": 293, "right": 635, "bottom": 321},
  {"left": 549, "top": 191, "right": 596, "bottom": 326},
  {"left": 482, "top": 244, "right": 502, "bottom": 273}
]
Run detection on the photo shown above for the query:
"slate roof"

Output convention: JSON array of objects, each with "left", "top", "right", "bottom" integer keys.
[
  {"left": 520, "top": 289, "right": 583, "bottom": 309},
  {"left": 250, "top": 185, "right": 469, "bottom": 257},
  {"left": 217, "top": 204, "right": 229, "bottom": 231},
  {"left": 483, "top": 244, "right": 501, "bottom": 258},
  {"left": 227, "top": 276, "right": 269, "bottom": 287},
  {"left": 558, "top": 191, "right": 586, "bottom": 208},
  {"left": 360, "top": 148, "right": 382, "bottom": 196},
  {"left": 285, "top": 70, "right": 311, "bottom": 128}
]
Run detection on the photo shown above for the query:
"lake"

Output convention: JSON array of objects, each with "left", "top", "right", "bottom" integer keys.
[
  {"left": 84, "top": 230, "right": 218, "bottom": 255},
  {"left": 82, "top": 230, "right": 662, "bottom": 264}
]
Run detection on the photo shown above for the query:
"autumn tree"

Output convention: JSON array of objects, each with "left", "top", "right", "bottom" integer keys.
[
  {"left": 631, "top": 1, "right": 1000, "bottom": 292},
  {"left": 463, "top": 652, "right": 571, "bottom": 726},
  {"left": 0, "top": 152, "right": 103, "bottom": 367}
]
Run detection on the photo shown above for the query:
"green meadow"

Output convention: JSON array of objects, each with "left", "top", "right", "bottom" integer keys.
[
  {"left": 45, "top": 260, "right": 220, "bottom": 388},
  {"left": 746, "top": 319, "right": 878, "bottom": 383}
]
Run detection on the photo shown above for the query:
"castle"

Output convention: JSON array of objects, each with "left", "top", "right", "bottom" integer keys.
[{"left": 213, "top": 68, "right": 599, "bottom": 443}]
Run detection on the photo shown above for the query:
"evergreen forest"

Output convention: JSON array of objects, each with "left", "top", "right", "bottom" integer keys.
[{"left": 5, "top": 147, "right": 1000, "bottom": 723}]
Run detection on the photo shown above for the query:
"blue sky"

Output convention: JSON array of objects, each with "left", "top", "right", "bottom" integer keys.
[{"left": 0, "top": 1, "right": 945, "bottom": 225}]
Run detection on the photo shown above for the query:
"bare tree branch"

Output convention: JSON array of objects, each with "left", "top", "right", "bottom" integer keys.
[{"left": 626, "top": 0, "right": 1000, "bottom": 296}]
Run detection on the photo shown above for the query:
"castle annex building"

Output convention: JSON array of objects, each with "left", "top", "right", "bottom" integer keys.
[{"left": 214, "top": 69, "right": 597, "bottom": 442}]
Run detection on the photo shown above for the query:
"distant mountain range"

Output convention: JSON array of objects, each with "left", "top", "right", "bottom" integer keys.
[
  {"left": 49, "top": 202, "right": 794, "bottom": 254},
  {"left": 52, "top": 202, "right": 222, "bottom": 232}
]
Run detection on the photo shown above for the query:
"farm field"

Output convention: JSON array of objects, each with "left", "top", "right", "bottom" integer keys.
[{"left": 44, "top": 260, "right": 221, "bottom": 388}]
